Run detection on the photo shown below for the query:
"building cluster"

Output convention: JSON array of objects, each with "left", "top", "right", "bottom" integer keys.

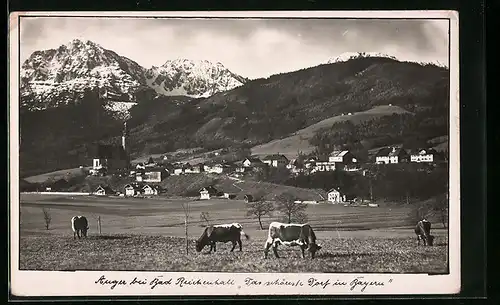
[
  {"left": 374, "top": 147, "right": 442, "bottom": 164},
  {"left": 85, "top": 122, "right": 444, "bottom": 204},
  {"left": 93, "top": 183, "right": 164, "bottom": 197}
]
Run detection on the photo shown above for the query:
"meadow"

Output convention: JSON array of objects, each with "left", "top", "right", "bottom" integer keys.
[{"left": 17, "top": 194, "right": 449, "bottom": 273}]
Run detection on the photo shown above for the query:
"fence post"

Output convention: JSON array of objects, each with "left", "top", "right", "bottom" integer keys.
[{"left": 98, "top": 216, "right": 102, "bottom": 235}]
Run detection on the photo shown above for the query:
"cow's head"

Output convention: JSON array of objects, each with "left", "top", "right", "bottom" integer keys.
[
  {"left": 195, "top": 229, "right": 210, "bottom": 252},
  {"left": 426, "top": 235, "right": 435, "bottom": 246},
  {"left": 82, "top": 226, "right": 89, "bottom": 237},
  {"left": 308, "top": 243, "right": 322, "bottom": 258}
]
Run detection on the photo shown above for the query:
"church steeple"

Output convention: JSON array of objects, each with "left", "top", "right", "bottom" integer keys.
[{"left": 121, "top": 121, "right": 128, "bottom": 152}]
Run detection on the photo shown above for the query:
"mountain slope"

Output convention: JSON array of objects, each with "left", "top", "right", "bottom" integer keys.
[
  {"left": 251, "top": 105, "right": 411, "bottom": 158},
  {"left": 144, "top": 59, "right": 247, "bottom": 98}
]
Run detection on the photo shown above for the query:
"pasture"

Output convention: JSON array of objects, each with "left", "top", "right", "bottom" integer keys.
[{"left": 17, "top": 194, "right": 449, "bottom": 273}]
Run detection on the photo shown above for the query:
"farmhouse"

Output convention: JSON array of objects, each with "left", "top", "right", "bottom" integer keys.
[
  {"left": 184, "top": 163, "right": 204, "bottom": 174},
  {"left": 329, "top": 150, "right": 357, "bottom": 164},
  {"left": 199, "top": 185, "right": 220, "bottom": 200},
  {"left": 124, "top": 183, "right": 142, "bottom": 197},
  {"left": 327, "top": 188, "right": 346, "bottom": 204},
  {"left": 142, "top": 184, "right": 162, "bottom": 196},
  {"left": 94, "top": 185, "right": 115, "bottom": 196},
  {"left": 410, "top": 148, "right": 438, "bottom": 163},
  {"left": 172, "top": 163, "right": 192, "bottom": 175},
  {"left": 304, "top": 157, "right": 318, "bottom": 169},
  {"left": 262, "top": 154, "right": 289, "bottom": 168},
  {"left": 312, "top": 159, "right": 336, "bottom": 173},
  {"left": 223, "top": 193, "right": 236, "bottom": 199},
  {"left": 242, "top": 157, "right": 264, "bottom": 168},
  {"left": 204, "top": 163, "right": 231, "bottom": 174},
  {"left": 375, "top": 147, "right": 409, "bottom": 164},
  {"left": 138, "top": 167, "right": 168, "bottom": 182}
]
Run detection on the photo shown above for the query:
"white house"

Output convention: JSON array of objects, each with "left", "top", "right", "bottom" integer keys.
[
  {"left": 262, "top": 154, "right": 289, "bottom": 168},
  {"left": 173, "top": 167, "right": 184, "bottom": 175},
  {"left": 140, "top": 169, "right": 168, "bottom": 183},
  {"left": 142, "top": 184, "right": 161, "bottom": 196},
  {"left": 124, "top": 184, "right": 141, "bottom": 196},
  {"left": 375, "top": 147, "right": 409, "bottom": 164},
  {"left": 242, "top": 157, "right": 263, "bottom": 168},
  {"left": 199, "top": 186, "right": 219, "bottom": 200},
  {"left": 329, "top": 150, "right": 357, "bottom": 164},
  {"left": 410, "top": 149, "right": 436, "bottom": 163},
  {"left": 327, "top": 188, "right": 346, "bottom": 204},
  {"left": 313, "top": 160, "right": 336, "bottom": 172},
  {"left": 94, "top": 185, "right": 115, "bottom": 196}
]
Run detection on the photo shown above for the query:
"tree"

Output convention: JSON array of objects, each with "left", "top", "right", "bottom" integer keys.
[
  {"left": 275, "top": 192, "right": 308, "bottom": 224},
  {"left": 430, "top": 194, "right": 448, "bottom": 228},
  {"left": 406, "top": 195, "right": 448, "bottom": 228},
  {"left": 42, "top": 208, "right": 52, "bottom": 230},
  {"left": 246, "top": 192, "right": 274, "bottom": 229},
  {"left": 147, "top": 156, "right": 154, "bottom": 164}
]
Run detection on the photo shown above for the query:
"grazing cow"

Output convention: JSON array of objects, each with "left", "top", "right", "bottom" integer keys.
[
  {"left": 195, "top": 223, "right": 250, "bottom": 253},
  {"left": 71, "top": 216, "right": 89, "bottom": 239},
  {"left": 264, "top": 222, "right": 322, "bottom": 259},
  {"left": 414, "top": 219, "right": 434, "bottom": 246}
]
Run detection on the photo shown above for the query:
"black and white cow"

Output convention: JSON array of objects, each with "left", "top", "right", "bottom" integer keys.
[
  {"left": 414, "top": 219, "right": 434, "bottom": 246},
  {"left": 264, "top": 222, "right": 322, "bottom": 259},
  {"left": 71, "top": 216, "right": 89, "bottom": 239},
  {"left": 195, "top": 223, "right": 250, "bottom": 253}
]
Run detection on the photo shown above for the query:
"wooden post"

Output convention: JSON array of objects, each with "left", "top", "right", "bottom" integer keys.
[
  {"left": 182, "top": 201, "right": 189, "bottom": 255},
  {"left": 98, "top": 216, "right": 102, "bottom": 235}
]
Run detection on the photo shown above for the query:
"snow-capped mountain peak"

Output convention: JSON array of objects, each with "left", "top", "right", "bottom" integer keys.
[
  {"left": 145, "top": 59, "right": 247, "bottom": 98},
  {"left": 20, "top": 39, "right": 147, "bottom": 118},
  {"left": 20, "top": 39, "right": 250, "bottom": 117}
]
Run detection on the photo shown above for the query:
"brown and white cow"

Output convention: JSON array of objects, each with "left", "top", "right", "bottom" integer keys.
[
  {"left": 414, "top": 219, "right": 434, "bottom": 246},
  {"left": 264, "top": 222, "right": 322, "bottom": 259},
  {"left": 71, "top": 216, "right": 89, "bottom": 239},
  {"left": 195, "top": 223, "right": 250, "bottom": 253}
]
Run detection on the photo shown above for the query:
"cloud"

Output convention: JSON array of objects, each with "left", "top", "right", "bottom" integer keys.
[{"left": 19, "top": 17, "right": 449, "bottom": 79}]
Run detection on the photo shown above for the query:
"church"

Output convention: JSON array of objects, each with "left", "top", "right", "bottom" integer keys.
[{"left": 90, "top": 122, "right": 130, "bottom": 174}]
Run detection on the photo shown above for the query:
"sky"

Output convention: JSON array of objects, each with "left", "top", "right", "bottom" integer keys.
[{"left": 19, "top": 17, "right": 449, "bottom": 79}]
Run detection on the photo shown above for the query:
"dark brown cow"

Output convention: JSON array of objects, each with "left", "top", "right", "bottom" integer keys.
[
  {"left": 196, "top": 223, "right": 250, "bottom": 253},
  {"left": 264, "top": 222, "right": 322, "bottom": 259},
  {"left": 71, "top": 216, "right": 89, "bottom": 239},
  {"left": 414, "top": 219, "right": 434, "bottom": 246}
]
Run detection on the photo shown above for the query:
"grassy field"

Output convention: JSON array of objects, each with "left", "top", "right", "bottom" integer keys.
[
  {"left": 17, "top": 194, "right": 449, "bottom": 273},
  {"left": 251, "top": 105, "right": 410, "bottom": 159}
]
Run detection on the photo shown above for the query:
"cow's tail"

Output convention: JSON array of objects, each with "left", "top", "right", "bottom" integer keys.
[{"left": 240, "top": 229, "right": 250, "bottom": 240}]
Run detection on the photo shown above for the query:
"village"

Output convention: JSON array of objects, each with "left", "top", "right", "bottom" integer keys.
[{"left": 40, "top": 121, "right": 443, "bottom": 206}]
